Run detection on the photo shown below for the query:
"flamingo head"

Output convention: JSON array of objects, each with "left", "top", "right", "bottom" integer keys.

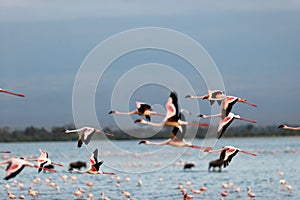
[
  {"left": 108, "top": 110, "right": 116, "bottom": 114},
  {"left": 277, "top": 124, "right": 286, "bottom": 128},
  {"left": 134, "top": 119, "right": 146, "bottom": 124},
  {"left": 198, "top": 114, "right": 205, "bottom": 118},
  {"left": 138, "top": 140, "right": 147, "bottom": 145},
  {"left": 185, "top": 95, "right": 191, "bottom": 98},
  {"left": 202, "top": 95, "right": 209, "bottom": 100}
]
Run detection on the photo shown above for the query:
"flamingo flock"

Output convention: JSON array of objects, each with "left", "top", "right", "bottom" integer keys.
[{"left": 1, "top": 86, "right": 298, "bottom": 199}]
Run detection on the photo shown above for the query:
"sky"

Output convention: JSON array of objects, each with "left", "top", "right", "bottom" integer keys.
[{"left": 1, "top": 0, "right": 300, "bottom": 130}]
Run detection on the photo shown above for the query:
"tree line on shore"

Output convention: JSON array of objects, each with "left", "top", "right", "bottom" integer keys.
[{"left": 0, "top": 124, "right": 297, "bottom": 143}]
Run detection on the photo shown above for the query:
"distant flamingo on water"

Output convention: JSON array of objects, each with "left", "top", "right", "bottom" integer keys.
[
  {"left": 69, "top": 149, "right": 115, "bottom": 175},
  {"left": 0, "top": 158, "right": 56, "bottom": 180},
  {"left": 0, "top": 88, "right": 24, "bottom": 97},
  {"left": 63, "top": 127, "right": 114, "bottom": 148},
  {"left": 135, "top": 91, "right": 208, "bottom": 132},
  {"left": 37, "top": 149, "right": 63, "bottom": 173},
  {"left": 185, "top": 89, "right": 225, "bottom": 105},
  {"left": 278, "top": 124, "right": 300, "bottom": 131},
  {"left": 109, "top": 101, "right": 164, "bottom": 121},
  {"left": 206, "top": 146, "right": 257, "bottom": 168},
  {"left": 139, "top": 113, "right": 208, "bottom": 149},
  {"left": 247, "top": 187, "right": 256, "bottom": 199}
]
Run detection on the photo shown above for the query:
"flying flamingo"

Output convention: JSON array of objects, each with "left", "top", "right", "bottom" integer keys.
[
  {"left": 199, "top": 112, "right": 256, "bottom": 139},
  {"left": 206, "top": 146, "right": 257, "bottom": 168},
  {"left": 135, "top": 91, "right": 208, "bottom": 132},
  {"left": 278, "top": 124, "right": 300, "bottom": 131},
  {"left": 139, "top": 113, "right": 208, "bottom": 149},
  {"left": 0, "top": 158, "right": 56, "bottom": 180},
  {"left": 217, "top": 113, "right": 257, "bottom": 139},
  {"left": 0, "top": 88, "right": 25, "bottom": 97},
  {"left": 222, "top": 96, "right": 257, "bottom": 118},
  {"left": 37, "top": 149, "right": 63, "bottom": 173},
  {"left": 198, "top": 95, "right": 257, "bottom": 119},
  {"left": 109, "top": 101, "right": 164, "bottom": 121},
  {"left": 69, "top": 149, "right": 115, "bottom": 175},
  {"left": 63, "top": 127, "right": 114, "bottom": 148},
  {"left": 185, "top": 90, "right": 225, "bottom": 105}
]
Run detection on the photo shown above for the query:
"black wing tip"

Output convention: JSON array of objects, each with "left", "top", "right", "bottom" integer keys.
[
  {"left": 145, "top": 115, "right": 151, "bottom": 121},
  {"left": 77, "top": 139, "right": 83, "bottom": 148}
]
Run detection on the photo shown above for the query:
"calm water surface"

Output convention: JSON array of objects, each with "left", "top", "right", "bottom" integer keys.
[{"left": 0, "top": 137, "right": 299, "bottom": 199}]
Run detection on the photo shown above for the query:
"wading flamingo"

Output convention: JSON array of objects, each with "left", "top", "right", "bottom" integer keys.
[
  {"left": 63, "top": 127, "right": 114, "bottom": 148},
  {"left": 0, "top": 88, "right": 25, "bottom": 97},
  {"left": 135, "top": 91, "right": 208, "bottom": 132},
  {"left": 109, "top": 101, "right": 164, "bottom": 121},
  {"left": 0, "top": 158, "right": 56, "bottom": 180},
  {"left": 69, "top": 149, "right": 115, "bottom": 175}
]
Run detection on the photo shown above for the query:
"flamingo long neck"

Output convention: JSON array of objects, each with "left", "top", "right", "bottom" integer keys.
[
  {"left": 202, "top": 113, "right": 222, "bottom": 119},
  {"left": 65, "top": 128, "right": 85, "bottom": 133},
  {"left": 188, "top": 95, "right": 206, "bottom": 99},
  {"left": 114, "top": 110, "right": 138, "bottom": 115},
  {"left": 285, "top": 126, "right": 300, "bottom": 130}
]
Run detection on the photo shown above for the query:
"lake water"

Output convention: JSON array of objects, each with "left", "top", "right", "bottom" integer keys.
[{"left": 0, "top": 137, "right": 299, "bottom": 199}]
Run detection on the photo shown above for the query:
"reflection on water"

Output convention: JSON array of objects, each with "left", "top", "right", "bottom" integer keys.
[{"left": 0, "top": 137, "right": 299, "bottom": 199}]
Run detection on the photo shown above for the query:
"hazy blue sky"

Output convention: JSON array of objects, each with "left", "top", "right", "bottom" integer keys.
[{"left": 1, "top": 1, "right": 300, "bottom": 129}]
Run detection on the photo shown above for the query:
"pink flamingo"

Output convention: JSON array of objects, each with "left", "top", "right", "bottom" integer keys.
[
  {"left": 64, "top": 127, "right": 114, "bottom": 147},
  {"left": 206, "top": 146, "right": 257, "bottom": 168},
  {"left": 37, "top": 149, "right": 63, "bottom": 173},
  {"left": 135, "top": 91, "right": 208, "bottom": 132},
  {"left": 0, "top": 158, "right": 56, "bottom": 180},
  {"left": 69, "top": 149, "right": 115, "bottom": 175}
]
